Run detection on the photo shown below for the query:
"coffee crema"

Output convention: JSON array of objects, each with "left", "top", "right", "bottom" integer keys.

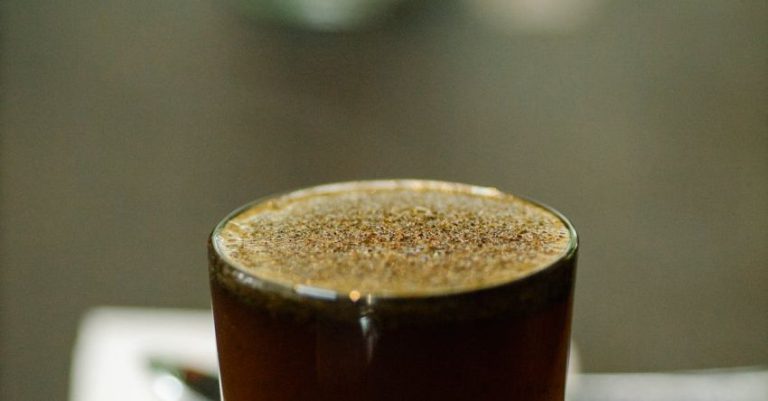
[{"left": 214, "top": 180, "right": 571, "bottom": 298}]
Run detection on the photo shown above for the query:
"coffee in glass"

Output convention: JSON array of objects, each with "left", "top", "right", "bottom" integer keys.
[{"left": 209, "top": 180, "right": 577, "bottom": 401}]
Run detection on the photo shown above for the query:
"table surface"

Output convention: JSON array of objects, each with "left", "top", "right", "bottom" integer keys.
[{"left": 71, "top": 307, "right": 768, "bottom": 401}]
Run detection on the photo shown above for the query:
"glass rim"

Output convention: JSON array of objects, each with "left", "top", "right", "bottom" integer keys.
[{"left": 209, "top": 179, "right": 578, "bottom": 308}]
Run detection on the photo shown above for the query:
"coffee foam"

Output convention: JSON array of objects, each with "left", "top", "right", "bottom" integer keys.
[{"left": 214, "top": 180, "right": 572, "bottom": 297}]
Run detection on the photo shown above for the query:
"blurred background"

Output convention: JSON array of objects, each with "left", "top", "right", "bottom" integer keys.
[{"left": 1, "top": 0, "right": 766, "bottom": 400}]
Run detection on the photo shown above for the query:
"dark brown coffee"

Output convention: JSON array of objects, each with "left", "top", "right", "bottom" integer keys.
[{"left": 209, "top": 180, "right": 577, "bottom": 401}]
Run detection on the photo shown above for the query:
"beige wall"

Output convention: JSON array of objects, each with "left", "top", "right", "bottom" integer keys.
[{"left": 1, "top": 1, "right": 766, "bottom": 400}]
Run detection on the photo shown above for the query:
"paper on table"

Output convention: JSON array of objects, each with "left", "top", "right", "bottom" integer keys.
[{"left": 70, "top": 307, "right": 218, "bottom": 401}]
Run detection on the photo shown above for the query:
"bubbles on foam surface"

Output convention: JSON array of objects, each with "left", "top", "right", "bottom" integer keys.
[{"left": 214, "top": 180, "right": 571, "bottom": 297}]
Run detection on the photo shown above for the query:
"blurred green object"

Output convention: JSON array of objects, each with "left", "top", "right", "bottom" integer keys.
[{"left": 234, "top": 0, "right": 405, "bottom": 31}]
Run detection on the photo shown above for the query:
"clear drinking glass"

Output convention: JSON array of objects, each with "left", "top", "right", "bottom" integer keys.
[{"left": 208, "top": 180, "right": 578, "bottom": 401}]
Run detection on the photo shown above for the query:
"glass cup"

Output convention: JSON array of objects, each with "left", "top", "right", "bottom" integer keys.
[{"left": 208, "top": 182, "right": 578, "bottom": 401}]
